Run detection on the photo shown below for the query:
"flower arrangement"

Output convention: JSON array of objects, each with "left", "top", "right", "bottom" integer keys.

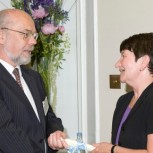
[{"left": 11, "top": 0, "right": 70, "bottom": 110}]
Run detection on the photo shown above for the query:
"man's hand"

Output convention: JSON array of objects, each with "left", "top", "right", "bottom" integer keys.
[{"left": 48, "top": 130, "right": 68, "bottom": 150}]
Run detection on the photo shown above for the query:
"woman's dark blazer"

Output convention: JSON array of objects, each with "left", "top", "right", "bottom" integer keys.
[{"left": 111, "top": 83, "right": 153, "bottom": 149}]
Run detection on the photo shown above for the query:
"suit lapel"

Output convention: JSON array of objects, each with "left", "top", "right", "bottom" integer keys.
[
  {"left": 0, "top": 64, "right": 45, "bottom": 131},
  {"left": 21, "top": 68, "right": 45, "bottom": 130}
]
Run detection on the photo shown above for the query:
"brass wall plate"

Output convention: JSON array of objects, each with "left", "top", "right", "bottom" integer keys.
[{"left": 109, "top": 75, "right": 120, "bottom": 89}]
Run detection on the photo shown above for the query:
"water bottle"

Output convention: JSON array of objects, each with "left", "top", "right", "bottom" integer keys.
[{"left": 75, "top": 132, "right": 86, "bottom": 153}]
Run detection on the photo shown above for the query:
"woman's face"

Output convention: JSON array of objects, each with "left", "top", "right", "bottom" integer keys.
[{"left": 115, "top": 49, "right": 143, "bottom": 85}]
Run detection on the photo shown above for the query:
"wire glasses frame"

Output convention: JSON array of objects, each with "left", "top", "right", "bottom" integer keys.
[{"left": 1, "top": 27, "right": 38, "bottom": 40}]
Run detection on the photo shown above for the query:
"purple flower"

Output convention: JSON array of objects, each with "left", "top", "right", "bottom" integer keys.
[
  {"left": 32, "top": 5, "right": 48, "bottom": 19},
  {"left": 32, "top": 0, "right": 54, "bottom": 8},
  {"left": 58, "top": 26, "right": 65, "bottom": 33},
  {"left": 41, "top": 23, "right": 58, "bottom": 35}
]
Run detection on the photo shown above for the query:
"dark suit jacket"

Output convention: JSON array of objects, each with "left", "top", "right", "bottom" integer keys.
[
  {"left": 0, "top": 64, "right": 64, "bottom": 153},
  {"left": 111, "top": 83, "right": 153, "bottom": 149}
]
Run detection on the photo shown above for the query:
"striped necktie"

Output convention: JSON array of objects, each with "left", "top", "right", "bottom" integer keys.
[{"left": 13, "top": 68, "right": 23, "bottom": 89}]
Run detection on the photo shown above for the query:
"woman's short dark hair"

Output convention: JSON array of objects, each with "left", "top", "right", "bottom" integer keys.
[{"left": 120, "top": 33, "right": 153, "bottom": 74}]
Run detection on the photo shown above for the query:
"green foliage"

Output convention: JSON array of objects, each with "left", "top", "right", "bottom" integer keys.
[{"left": 11, "top": 0, "right": 70, "bottom": 109}]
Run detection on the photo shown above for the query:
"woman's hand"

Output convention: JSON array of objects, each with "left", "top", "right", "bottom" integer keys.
[{"left": 92, "top": 142, "right": 113, "bottom": 153}]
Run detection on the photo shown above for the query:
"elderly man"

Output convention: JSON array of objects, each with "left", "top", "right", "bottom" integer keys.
[{"left": 0, "top": 8, "right": 67, "bottom": 153}]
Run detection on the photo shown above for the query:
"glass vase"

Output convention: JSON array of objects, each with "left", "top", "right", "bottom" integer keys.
[{"left": 33, "top": 56, "right": 57, "bottom": 111}]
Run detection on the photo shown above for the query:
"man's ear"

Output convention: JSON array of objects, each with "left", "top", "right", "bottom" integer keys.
[
  {"left": 140, "top": 55, "right": 150, "bottom": 71},
  {"left": 0, "top": 30, "right": 5, "bottom": 44}
]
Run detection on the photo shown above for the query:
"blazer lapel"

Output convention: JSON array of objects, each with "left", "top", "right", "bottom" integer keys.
[
  {"left": 126, "top": 83, "right": 153, "bottom": 122},
  {"left": 113, "top": 93, "right": 133, "bottom": 136}
]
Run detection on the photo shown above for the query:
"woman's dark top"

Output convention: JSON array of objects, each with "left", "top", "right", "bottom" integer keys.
[{"left": 111, "top": 83, "right": 153, "bottom": 149}]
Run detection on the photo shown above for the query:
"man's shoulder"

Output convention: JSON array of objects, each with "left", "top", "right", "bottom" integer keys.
[{"left": 20, "top": 65, "right": 40, "bottom": 76}]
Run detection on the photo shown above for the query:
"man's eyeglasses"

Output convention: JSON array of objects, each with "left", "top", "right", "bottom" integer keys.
[{"left": 1, "top": 27, "right": 38, "bottom": 40}]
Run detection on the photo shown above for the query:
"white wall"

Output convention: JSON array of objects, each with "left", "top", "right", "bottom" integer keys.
[
  {"left": 57, "top": 0, "right": 96, "bottom": 143},
  {"left": 97, "top": 0, "right": 153, "bottom": 142},
  {"left": 0, "top": 1, "right": 11, "bottom": 9},
  {"left": 56, "top": 0, "right": 79, "bottom": 139}
]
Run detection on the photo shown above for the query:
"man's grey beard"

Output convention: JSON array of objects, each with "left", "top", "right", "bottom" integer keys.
[{"left": 4, "top": 48, "right": 33, "bottom": 65}]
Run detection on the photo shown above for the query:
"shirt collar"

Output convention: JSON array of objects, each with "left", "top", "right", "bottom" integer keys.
[{"left": 0, "top": 59, "right": 22, "bottom": 76}]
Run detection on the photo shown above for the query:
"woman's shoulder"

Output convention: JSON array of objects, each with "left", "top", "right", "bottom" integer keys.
[
  {"left": 118, "top": 91, "right": 133, "bottom": 101},
  {"left": 116, "top": 91, "right": 133, "bottom": 108}
]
